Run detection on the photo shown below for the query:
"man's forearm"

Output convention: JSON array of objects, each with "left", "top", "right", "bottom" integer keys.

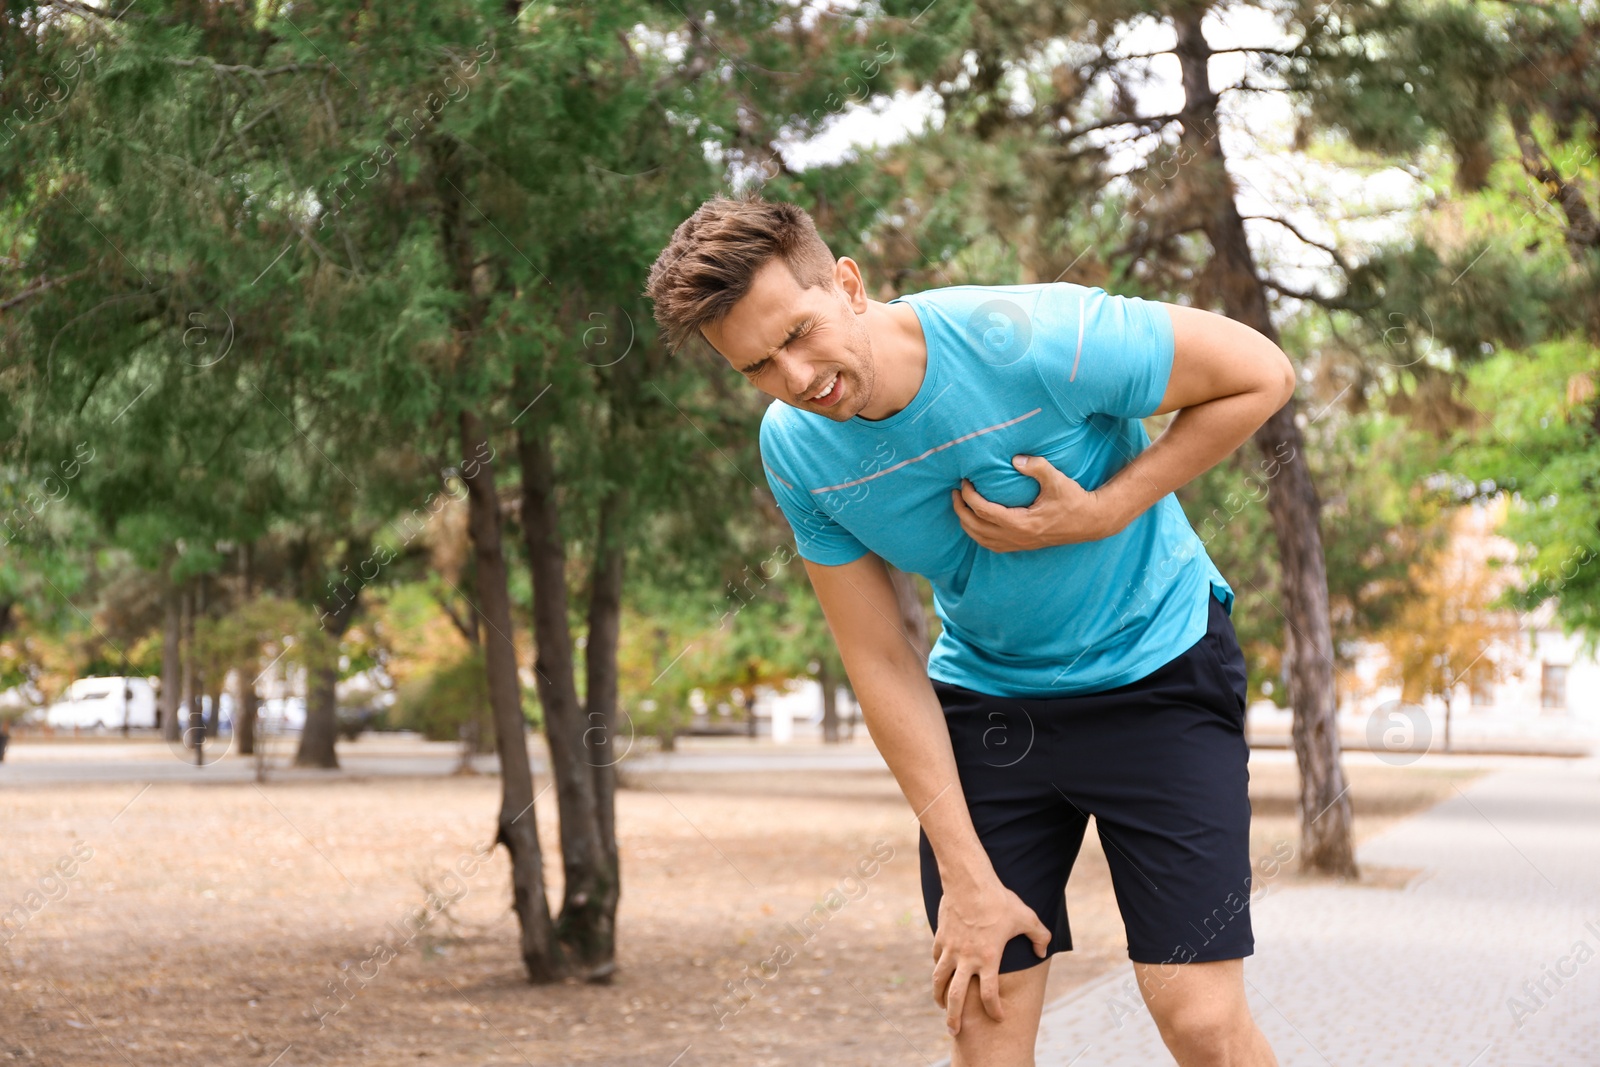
[
  {"left": 849, "top": 652, "right": 997, "bottom": 892},
  {"left": 1098, "top": 386, "right": 1284, "bottom": 531}
]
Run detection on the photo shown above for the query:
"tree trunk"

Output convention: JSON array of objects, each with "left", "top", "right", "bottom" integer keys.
[
  {"left": 580, "top": 488, "right": 626, "bottom": 974},
  {"left": 649, "top": 627, "right": 679, "bottom": 752},
  {"left": 193, "top": 575, "right": 212, "bottom": 738},
  {"left": 517, "top": 417, "right": 614, "bottom": 979},
  {"left": 237, "top": 540, "right": 259, "bottom": 755},
  {"left": 237, "top": 666, "right": 260, "bottom": 756},
  {"left": 460, "top": 408, "right": 562, "bottom": 982},
  {"left": 454, "top": 610, "right": 481, "bottom": 774},
  {"left": 1174, "top": 10, "right": 1356, "bottom": 878},
  {"left": 433, "top": 133, "right": 561, "bottom": 982},
  {"left": 585, "top": 495, "right": 626, "bottom": 850},
  {"left": 295, "top": 663, "right": 340, "bottom": 768},
  {"left": 296, "top": 551, "right": 362, "bottom": 769},
  {"left": 740, "top": 687, "right": 757, "bottom": 737},
  {"left": 180, "top": 584, "right": 196, "bottom": 748},
  {"left": 203, "top": 679, "right": 222, "bottom": 739},
  {"left": 889, "top": 567, "right": 930, "bottom": 663},
  {"left": 118, "top": 655, "right": 130, "bottom": 736},
  {"left": 819, "top": 658, "right": 840, "bottom": 743},
  {"left": 160, "top": 587, "right": 182, "bottom": 741}
]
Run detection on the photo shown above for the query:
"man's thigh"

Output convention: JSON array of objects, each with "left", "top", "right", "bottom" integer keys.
[
  {"left": 1132, "top": 958, "right": 1277, "bottom": 1066},
  {"left": 950, "top": 958, "right": 1052, "bottom": 1067},
  {"left": 1133, "top": 957, "right": 1249, "bottom": 1025},
  {"left": 1077, "top": 594, "right": 1256, "bottom": 965}
]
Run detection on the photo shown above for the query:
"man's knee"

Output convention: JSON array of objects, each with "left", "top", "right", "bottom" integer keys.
[
  {"left": 1138, "top": 959, "right": 1259, "bottom": 1064},
  {"left": 1154, "top": 998, "right": 1233, "bottom": 1044},
  {"left": 1149, "top": 997, "right": 1255, "bottom": 1064},
  {"left": 949, "top": 965, "right": 1050, "bottom": 1067}
]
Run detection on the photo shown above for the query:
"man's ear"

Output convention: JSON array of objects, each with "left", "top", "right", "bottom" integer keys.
[{"left": 834, "top": 256, "right": 869, "bottom": 312}]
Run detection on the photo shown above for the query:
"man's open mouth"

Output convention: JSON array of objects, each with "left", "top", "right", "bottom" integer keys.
[{"left": 808, "top": 373, "right": 843, "bottom": 407}]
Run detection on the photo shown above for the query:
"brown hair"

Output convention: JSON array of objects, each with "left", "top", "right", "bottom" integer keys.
[{"left": 644, "top": 194, "right": 837, "bottom": 354}]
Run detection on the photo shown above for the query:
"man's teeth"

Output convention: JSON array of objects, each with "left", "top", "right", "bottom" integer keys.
[{"left": 812, "top": 376, "right": 838, "bottom": 401}]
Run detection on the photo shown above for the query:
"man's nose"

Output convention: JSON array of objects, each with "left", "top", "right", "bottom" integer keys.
[{"left": 779, "top": 355, "right": 816, "bottom": 398}]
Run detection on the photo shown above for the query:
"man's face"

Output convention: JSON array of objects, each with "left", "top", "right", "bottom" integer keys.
[{"left": 701, "top": 257, "right": 876, "bottom": 421}]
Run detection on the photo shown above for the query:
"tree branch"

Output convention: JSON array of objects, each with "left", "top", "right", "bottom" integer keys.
[
  {"left": 435, "top": 589, "right": 480, "bottom": 646},
  {"left": 0, "top": 268, "right": 92, "bottom": 313},
  {"left": 1262, "top": 278, "right": 1373, "bottom": 312},
  {"left": 164, "top": 58, "right": 333, "bottom": 77},
  {"left": 1240, "top": 214, "right": 1353, "bottom": 273},
  {"left": 45, "top": 0, "right": 138, "bottom": 30},
  {"left": 1211, "top": 46, "right": 1301, "bottom": 57},
  {"left": 1509, "top": 107, "right": 1600, "bottom": 252},
  {"left": 1220, "top": 79, "right": 1289, "bottom": 95},
  {"left": 1056, "top": 111, "right": 1180, "bottom": 142}
]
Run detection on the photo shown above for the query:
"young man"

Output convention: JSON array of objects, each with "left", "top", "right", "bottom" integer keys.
[{"left": 646, "top": 195, "right": 1290, "bottom": 1067}]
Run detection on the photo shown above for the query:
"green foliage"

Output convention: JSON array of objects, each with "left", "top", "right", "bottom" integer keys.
[
  {"left": 391, "top": 646, "right": 491, "bottom": 745},
  {"left": 1461, "top": 339, "right": 1600, "bottom": 635},
  {"left": 191, "top": 594, "right": 327, "bottom": 691}
]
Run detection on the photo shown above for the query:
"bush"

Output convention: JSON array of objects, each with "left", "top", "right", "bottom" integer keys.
[{"left": 390, "top": 650, "right": 494, "bottom": 750}]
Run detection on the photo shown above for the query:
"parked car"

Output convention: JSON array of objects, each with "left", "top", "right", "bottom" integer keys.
[
  {"left": 44, "top": 677, "right": 159, "bottom": 730},
  {"left": 256, "top": 696, "right": 307, "bottom": 733},
  {"left": 172, "top": 692, "right": 235, "bottom": 734}
]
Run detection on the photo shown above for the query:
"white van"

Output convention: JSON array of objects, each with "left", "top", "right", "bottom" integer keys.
[
  {"left": 44, "top": 676, "right": 159, "bottom": 730},
  {"left": 256, "top": 695, "right": 306, "bottom": 732}
]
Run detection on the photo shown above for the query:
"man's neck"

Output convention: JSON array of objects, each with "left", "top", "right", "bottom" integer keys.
[{"left": 857, "top": 299, "right": 928, "bottom": 421}]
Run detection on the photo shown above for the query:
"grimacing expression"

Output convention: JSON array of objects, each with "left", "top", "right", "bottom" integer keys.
[{"left": 701, "top": 257, "right": 877, "bottom": 422}]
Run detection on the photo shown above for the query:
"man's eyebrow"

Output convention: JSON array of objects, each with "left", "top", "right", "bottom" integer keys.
[{"left": 737, "top": 316, "right": 814, "bottom": 374}]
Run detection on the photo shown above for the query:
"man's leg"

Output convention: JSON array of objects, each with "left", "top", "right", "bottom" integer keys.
[
  {"left": 949, "top": 957, "right": 1052, "bottom": 1067},
  {"left": 1133, "top": 958, "right": 1277, "bottom": 1067}
]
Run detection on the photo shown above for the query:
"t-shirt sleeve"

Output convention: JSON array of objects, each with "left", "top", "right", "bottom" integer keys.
[
  {"left": 759, "top": 415, "right": 870, "bottom": 567},
  {"left": 1033, "top": 284, "right": 1175, "bottom": 421}
]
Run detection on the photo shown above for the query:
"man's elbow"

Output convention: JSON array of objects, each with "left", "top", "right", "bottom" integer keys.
[
  {"left": 844, "top": 636, "right": 932, "bottom": 690},
  {"left": 1267, "top": 348, "right": 1296, "bottom": 409}
]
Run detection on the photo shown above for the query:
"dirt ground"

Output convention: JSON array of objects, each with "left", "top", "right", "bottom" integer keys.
[{"left": 1, "top": 756, "right": 1481, "bottom": 1066}]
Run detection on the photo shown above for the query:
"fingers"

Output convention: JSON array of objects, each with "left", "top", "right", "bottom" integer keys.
[
  {"left": 978, "top": 969, "right": 1006, "bottom": 1022},
  {"left": 951, "top": 489, "right": 999, "bottom": 550},
  {"left": 1029, "top": 913, "right": 1052, "bottom": 957},
  {"left": 1009, "top": 454, "right": 1064, "bottom": 497},
  {"left": 952, "top": 486, "right": 1012, "bottom": 552},
  {"left": 957, "top": 478, "right": 1009, "bottom": 521},
  {"left": 931, "top": 948, "right": 956, "bottom": 1009},
  {"left": 1011, "top": 454, "right": 1048, "bottom": 482},
  {"left": 949, "top": 486, "right": 973, "bottom": 522},
  {"left": 945, "top": 966, "right": 972, "bottom": 1035}
]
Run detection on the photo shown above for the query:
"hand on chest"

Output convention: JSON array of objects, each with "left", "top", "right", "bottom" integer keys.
[
  {"left": 809, "top": 400, "right": 1143, "bottom": 570},
  {"left": 933, "top": 409, "right": 1115, "bottom": 510}
]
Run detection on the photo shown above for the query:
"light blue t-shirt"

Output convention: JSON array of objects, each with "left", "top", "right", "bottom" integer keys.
[{"left": 758, "top": 281, "right": 1234, "bottom": 698}]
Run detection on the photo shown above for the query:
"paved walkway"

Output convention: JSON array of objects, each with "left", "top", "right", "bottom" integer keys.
[
  {"left": 0, "top": 734, "right": 891, "bottom": 785},
  {"left": 1026, "top": 755, "right": 1600, "bottom": 1066}
]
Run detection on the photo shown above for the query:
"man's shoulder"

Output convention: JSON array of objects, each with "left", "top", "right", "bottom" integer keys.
[
  {"left": 759, "top": 398, "right": 836, "bottom": 465},
  {"left": 893, "top": 282, "right": 1111, "bottom": 344},
  {"left": 759, "top": 396, "right": 810, "bottom": 440},
  {"left": 893, "top": 280, "right": 1099, "bottom": 309}
]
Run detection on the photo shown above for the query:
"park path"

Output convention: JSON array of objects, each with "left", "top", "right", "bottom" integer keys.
[
  {"left": 0, "top": 735, "right": 891, "bottom": 785},
  {"left": 1023, "top": 755, "right": 1600, "bottom": 1067}
]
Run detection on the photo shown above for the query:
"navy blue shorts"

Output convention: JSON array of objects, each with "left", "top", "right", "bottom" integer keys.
[{"left": 919, "top": 590, "right": 1254, "bottom": 971}]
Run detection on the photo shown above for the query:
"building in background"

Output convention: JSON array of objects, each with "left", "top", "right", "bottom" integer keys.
[{"left": 1337, "top": 499, "right": 1599, "bottom": 747}]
